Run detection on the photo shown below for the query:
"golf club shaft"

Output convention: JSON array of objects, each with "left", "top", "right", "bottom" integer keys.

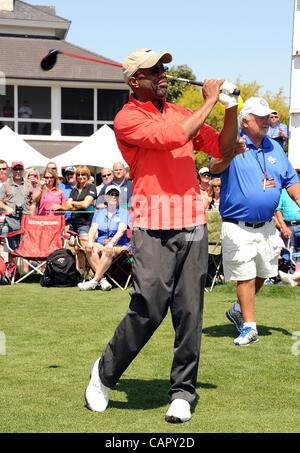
[
  {"left": 166, "top": 75, "right": 204, "bottom": 86},
  {"left": 59, "top": 50, "right": 123, "bottom": 68},
  {"left": 166, "top": 75, "right": 240, "bottom": 96}
]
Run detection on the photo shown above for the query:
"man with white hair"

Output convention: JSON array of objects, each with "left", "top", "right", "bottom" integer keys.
[{"left": 210, "top": 97, "right": 300, "bottom": 346}]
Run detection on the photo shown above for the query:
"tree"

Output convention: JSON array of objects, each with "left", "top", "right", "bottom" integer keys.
[{"left": 166, "top": 65, "right": 196, "bottom": 103}]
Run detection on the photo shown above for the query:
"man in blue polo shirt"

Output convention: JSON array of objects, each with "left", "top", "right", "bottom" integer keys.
[
  {"left": 210, "top": 97, "right": 300, "bottom": 346},
  {"left": 267, "top": 110, "right": 289, "bottom": 150}
]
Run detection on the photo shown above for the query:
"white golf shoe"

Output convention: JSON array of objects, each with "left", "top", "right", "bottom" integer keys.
[
  {"left": 165, "top": 398, "right": 191, "bottom": 423},
  {"left": 85, "top": 358, "right": 110, "bottom": 412}
]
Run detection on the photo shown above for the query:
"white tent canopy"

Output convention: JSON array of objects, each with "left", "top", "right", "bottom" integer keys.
[
  {"left": 54, "top": 124, "right": 128, "bottom": 171},
  {"left": 0, "top": 126, "right": 49, "bottom": 169}
]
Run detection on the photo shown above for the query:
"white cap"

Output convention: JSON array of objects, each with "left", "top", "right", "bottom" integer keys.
[
  {"left": 65, "top": 166, "right": 76, "bottom": 173},
  {"left": 199, "top": 167, "right": 210, "bottom": 175},
  {"left": 239, "top": 97, "right": 273, "bottom": 118},
  {"left": 105, "top": 185, "right": 121, "bottom": 195}
]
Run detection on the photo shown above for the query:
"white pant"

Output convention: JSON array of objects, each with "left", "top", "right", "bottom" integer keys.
[{"left": 221, "top": 219, "right": 284, "bottom": 281}]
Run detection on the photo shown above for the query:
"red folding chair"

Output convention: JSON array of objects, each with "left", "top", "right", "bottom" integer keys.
[{"left": 3, "top": 215, "right": 65, "bottom": 284}]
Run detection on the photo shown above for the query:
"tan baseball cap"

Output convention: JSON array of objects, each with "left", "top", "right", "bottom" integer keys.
[{"left": 123, "top": 48, "right": 172, "bottom": 83}]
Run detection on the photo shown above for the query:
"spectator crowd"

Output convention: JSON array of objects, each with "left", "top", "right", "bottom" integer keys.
[
  {"left": 0, "top": 102, "right": 299, "bottom": 297},
  {"left": 0, "top": 160, "right": 132, "bottom": 289}
]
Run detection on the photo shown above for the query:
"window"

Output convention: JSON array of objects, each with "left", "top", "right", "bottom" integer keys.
[
  {"left": 61, "top": 124, "right": 94, "bottom": 137},
  {"left": 60, "top": 87, "right": 129, "bottom": 136},
  {"left": 61, "top": 88, "right": 93, "bottom": 120},
  {"left": 0, "top": 85, "right": 14, "bottom": 131},
  {"left": 17, "top": 86, "right": 51, "bottom": 135},
  {"left": 97, "top": 89, "right": 129, "bottom": 121},
  {"left": 18, "top": 86, "right": 51, "bottom": 119},
  {"left": 1, "top": 85, "right": 130, "bottom": 137}
]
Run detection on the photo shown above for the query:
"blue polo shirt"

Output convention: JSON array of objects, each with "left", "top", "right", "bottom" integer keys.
[
  {"left": 267, "top": 122, "right": 289, "bottom": 149},
  {"left": 276, "top": 189, "right": 300, "bottom": 222},
  {"left": 210, "top": 133, "right": 298, "bottom": 223},
  {"left": 92, "top": 206, "right": 130, "bottom": 246}
]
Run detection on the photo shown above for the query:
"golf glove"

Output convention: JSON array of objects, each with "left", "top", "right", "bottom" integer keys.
[{"left": 219, "top": 81, "right": 239, "bottom": 109}]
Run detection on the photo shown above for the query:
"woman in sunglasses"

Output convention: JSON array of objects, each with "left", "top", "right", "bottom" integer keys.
[
  {"left": 78, "top": 185, "right": 130, "bottom": 291},
  {"left": 207, "top": 177, "right": 221, "bottom": 211},
  {"left": 32, "top": 169, "right": 65, "bottom": 216},
  {"left": 53, "top": 165, "right": 97, "bottom": 271}
]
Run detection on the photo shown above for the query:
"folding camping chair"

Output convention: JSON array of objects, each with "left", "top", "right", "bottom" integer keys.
[
  {"left": 67, "top": 229, "right": 132, "bottom": 291},
  {"left": 2, "top": 215, "right": 65, "bottom": 284},
  {"left": 104, "top": 247, "right": 132, "bottom": 290},
  {"left": 206, "top": 210, "right": 223, "bottom": 292}
]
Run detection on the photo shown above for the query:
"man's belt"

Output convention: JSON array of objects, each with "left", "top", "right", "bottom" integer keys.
[
  {"left": 222, "top": 217, "right": 272, "bottom": 229},
  {"left": 285, "top": 221, "right": 300, "bottom": 226}
]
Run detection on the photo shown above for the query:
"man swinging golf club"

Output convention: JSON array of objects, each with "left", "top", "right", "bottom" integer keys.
[{"left": 84, "top": 48, "right": 245, "bottom": 423}]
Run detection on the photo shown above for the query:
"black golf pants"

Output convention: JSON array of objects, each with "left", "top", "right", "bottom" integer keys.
[{"left": 98, "top": 225, "right": 208, "bottom": 404}]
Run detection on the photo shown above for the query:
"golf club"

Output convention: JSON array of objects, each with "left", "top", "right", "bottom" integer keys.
[{"left": 40, "top": 48, "right": 240, "bottom": 95}]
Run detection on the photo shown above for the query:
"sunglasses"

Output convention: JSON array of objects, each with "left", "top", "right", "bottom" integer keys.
[
  {"left": 77, "top": 173, "right": 87, "bottom": 177},
  {"left": 0, "top": 167, "right": 8, "bottom": 171},
  {"left": 12, "top": 167, "right": 24, "bottom": 171},
  {"left": 201, "top": 173, "right": 210, "bottom": 177},
  {"left": 107, "top": 192, "right": 119, "bottom": 197},
  {"left": 65, "top": 172, "right": 75, "bottom": 176},
  {"left": 270, "top": 116, "right": 278, "bottom": 119},
  {"left": 102, "top": 173, "right": 112, "bottom": 178},
  {"left": 45, "top": 176, "right": 55, "bottom": 180},
  {"left": 213, "top": 185, "right": 221, "bottom": 187},
  {"left": 138, "top": 65, "right": 169, "bottom": 76}
]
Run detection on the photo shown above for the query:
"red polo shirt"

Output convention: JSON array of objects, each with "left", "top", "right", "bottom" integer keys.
[{"left": 114, "top": 95, "right": 222, "bottom": 229}]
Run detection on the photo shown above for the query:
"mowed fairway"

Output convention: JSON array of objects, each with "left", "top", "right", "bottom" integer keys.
[{"left": 0, "top": 279, "right": 299, "bottom": 433}]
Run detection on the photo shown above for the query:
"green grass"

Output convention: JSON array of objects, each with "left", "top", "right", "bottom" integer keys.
[{"left": 0, "top": 278, "right": 299, "bottom": 433}]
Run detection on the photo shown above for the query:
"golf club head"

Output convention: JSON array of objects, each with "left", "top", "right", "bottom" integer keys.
[{"left": 40, "top": 49, "right": 60, "bottom": 71}]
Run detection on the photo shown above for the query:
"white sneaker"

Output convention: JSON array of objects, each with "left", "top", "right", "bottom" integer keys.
[
  {"left": 78, "top": 279, "right": 100, "bottom": 291},
  {"left": 100, "top": 277, "right": 112, "bottom": 291},
  {"left": 234, "top": 326, "right": 259, "bottom": 346},
  {"left": 279, "top": 271, "right": 296, "bottom": 287},
  {"left": 85, "top": 358, "right": 110, "bottom": 412},
  {"left": 165, "top": 398, "right": 191, "bottom": 423}
]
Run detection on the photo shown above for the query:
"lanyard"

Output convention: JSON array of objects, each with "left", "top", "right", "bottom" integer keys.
[{"left": 255, "top": 143, "right": 268, "bottom": 191}]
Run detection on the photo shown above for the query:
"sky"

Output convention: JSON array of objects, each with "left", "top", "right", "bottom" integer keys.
[{"left": 27, "top": 0, "right": 295, "bottom": 100}]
